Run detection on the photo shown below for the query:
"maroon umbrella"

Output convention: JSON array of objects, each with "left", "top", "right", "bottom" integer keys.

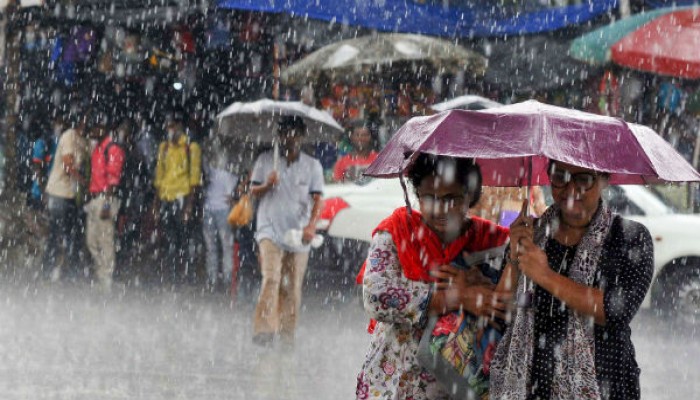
[
  {"left": 364, "top": 100, "right": 700, "bottom": 185},
  {"left": 365, "top": 100, "right": 700, "bottom": 307}
]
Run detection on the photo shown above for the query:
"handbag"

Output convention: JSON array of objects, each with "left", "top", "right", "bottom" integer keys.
[
  {"left": 227, "top": 194, "right": 253, "bottom": 227},
  {"left": 417, "top": 245, "right": 507, "bottom": 399}
]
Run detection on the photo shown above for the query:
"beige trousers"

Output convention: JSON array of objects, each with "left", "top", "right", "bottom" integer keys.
[
  {"left": 86, "top": 196, "right": 120, "bottom": 290},
  {"left": 253, "top": 239, "right": 309, "bottom": 340}
]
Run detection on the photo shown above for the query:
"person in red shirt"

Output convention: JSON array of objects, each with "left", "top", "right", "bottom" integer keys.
[
  {"left": 85, "top": 109, "right": 125, "bottom": 291},
  {"left": 332, "top": 120, "right": 379, "bottom": 182}
]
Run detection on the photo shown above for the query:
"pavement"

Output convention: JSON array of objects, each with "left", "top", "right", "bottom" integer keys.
[{"left": 0, "top": 270, "right": 698, "bottom": 399}]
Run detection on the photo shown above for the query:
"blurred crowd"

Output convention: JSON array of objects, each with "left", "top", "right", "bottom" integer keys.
[
  {"left": 26, "top": 105, "right": 200, "bottom": 290},
  {"left": 20, "top": 94, "right": 400, "bottom": 293}
]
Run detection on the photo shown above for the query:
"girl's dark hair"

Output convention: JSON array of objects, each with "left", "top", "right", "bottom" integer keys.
[{"left": 407, "top": 153, "right": 482, "bottom": 207}]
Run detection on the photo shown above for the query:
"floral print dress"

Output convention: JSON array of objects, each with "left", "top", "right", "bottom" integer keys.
[{"left": 356, "top": 232, "right": 449, "bottom": 400}]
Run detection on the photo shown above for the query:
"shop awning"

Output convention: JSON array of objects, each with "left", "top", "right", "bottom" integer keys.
[{"left": 216, "top": 0, "right": 619, "bottom": 38}]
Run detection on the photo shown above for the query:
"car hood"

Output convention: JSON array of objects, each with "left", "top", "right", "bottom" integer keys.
[{"left": 629, "top": 213, "right": 700, "bottom": 238}]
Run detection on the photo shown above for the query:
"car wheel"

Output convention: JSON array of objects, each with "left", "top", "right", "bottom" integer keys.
[{"left": 652, "top": 261, "right": 700, "bottom": 326}]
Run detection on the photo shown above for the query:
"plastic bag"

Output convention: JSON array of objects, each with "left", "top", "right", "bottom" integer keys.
[{"left": 227, "top": 194, "right": 253, "bottom": 227}]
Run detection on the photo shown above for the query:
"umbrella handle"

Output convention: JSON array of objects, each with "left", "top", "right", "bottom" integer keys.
[
  {"left": 518, "top": 158, "right": 534, "bottom": 308},
  {"left": 399, "top": 174, "right": 412, "bottom": 215}
]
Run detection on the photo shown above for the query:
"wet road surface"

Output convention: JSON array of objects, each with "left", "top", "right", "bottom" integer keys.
[{"left": 0, "top": 278, "right": 698, "bottom": 399}]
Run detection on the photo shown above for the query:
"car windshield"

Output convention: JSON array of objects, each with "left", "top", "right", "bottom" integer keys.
[
  {"left": 516, "top": 185, "right": 677, "bottom": 217},
  {"left": 607, "top": 185, "right": 677, "bottom": 216},
  {"left": 646, "top": 184, "right": 690, "bottom": 214}
]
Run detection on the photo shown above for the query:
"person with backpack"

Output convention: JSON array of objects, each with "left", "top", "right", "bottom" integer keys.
[
  {"left": 152, "top": 113, "right": 202, "bottom": 285},
  {"left": 85, "top": 109, "right": 125, "bottom": 292}
]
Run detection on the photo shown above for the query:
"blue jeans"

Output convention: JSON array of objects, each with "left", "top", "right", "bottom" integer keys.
[
  {"left": 203, "top": 209, "right": 234, "bottom": 286},
  {"left": 42, "top": 195, "right": 80, "bottom": 278}
]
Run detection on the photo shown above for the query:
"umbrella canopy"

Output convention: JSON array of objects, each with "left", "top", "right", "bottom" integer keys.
[
  {"left": 483, "top": 35, "right": 596, "bottom": 93},
  {"left": 364, "top": 100, "right": 700, "bottom": 186},
  {"left": 431, "top": 95, "right": 502, "bottom": 112},
  {"left": 568, "top": 7, "right": 674, "bottom": 65},
  {"left": 216, "top": 99, "right": 344, "bottom": 143},
  {"left": 569, "top": 6, "right": 700, "bottom": 78},
  {"left": 611, "top": 8, "right": 700, "bottom": 79},
  {"left": 281, "top": 33, "right": 487, "bottom": 86}
]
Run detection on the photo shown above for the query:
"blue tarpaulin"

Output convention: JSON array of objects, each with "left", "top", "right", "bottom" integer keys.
[{"left": 217, "top": 0, "right": 619, "bottom": 38}]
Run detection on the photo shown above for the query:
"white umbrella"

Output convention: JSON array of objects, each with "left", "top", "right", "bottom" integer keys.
[
  {"left": 216, "top": 99, "right": 343, "bottom": 142},
  {"left": 216, "top": 99, "right": 345, "bottom": 171},
  {"left": 431, "top": 95, "right": 503, "bottom": 112},
  {"left": 282, "top": 33, "right": 487, "bottom": 86}
]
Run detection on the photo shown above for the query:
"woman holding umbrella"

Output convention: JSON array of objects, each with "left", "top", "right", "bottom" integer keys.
[
  {"left": 355, "top": 153, "right": 511, "bottom": 399},
  {"left": 490, "top": 160, "right": 654, "bottom": 400}
]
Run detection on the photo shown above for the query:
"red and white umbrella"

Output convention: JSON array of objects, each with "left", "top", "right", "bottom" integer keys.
[
  {"left": 570, "top": 6, "right": 700, "bottom": 79},
  {"left": 611, "top": 8, "right": 700, "bottom": 79}
]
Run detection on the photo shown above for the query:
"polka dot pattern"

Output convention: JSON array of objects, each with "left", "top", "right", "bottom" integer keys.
[{"left": 528, "top": 216, "right": 653, "bottom": 400}]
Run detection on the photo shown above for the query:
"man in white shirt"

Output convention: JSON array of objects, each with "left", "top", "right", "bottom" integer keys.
[{"left": 250, "top": 116, "right": 324, "bottom": 346}]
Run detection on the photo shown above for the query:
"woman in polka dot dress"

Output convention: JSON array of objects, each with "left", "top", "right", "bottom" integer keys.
[{"left": 490, "top": 160, "right": 654, "bottom": 400}]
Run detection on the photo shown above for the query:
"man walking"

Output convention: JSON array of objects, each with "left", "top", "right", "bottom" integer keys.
[
  {"left": 85, "top": 110, "right": 125, "bottom": 291},
  {"left": 250, "top": 116, "right": 324, "bottom": 347}
]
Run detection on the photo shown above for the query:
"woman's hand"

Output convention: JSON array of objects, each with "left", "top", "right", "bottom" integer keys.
[
  {"left": 509, "top": 200, "right": 534, "bottom": 268},
  {"left": 514, "top": 236, "right": 551, "bottom": 286},
  {"left": 430, "top": 264, "right": 470, "bottom": 313},
  {"left": 430, "top": 264, "right": 511, "bottom": 320},
  {"left": 459, "top": 256, "right": 494, "bottom": 286}
]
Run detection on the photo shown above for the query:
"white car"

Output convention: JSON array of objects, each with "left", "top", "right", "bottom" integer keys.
[{"left": 317, "top": 179, "right": 700, "bottom": 324}]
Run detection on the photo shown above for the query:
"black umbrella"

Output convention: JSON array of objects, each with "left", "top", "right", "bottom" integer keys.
[{"left": 483, "top": 34, "right": 599, "bottom": 93}]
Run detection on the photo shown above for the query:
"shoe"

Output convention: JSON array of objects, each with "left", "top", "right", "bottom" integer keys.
[{"left": 252, "top": 333, "right": 274, "bottom": 347}]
